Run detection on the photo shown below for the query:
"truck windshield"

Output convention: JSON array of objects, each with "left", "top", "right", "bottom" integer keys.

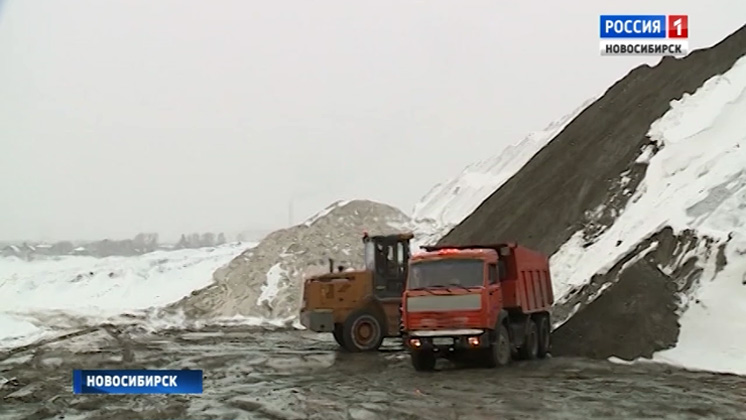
[{"left": 408, "top": 259, "right": 484, "bottom": 289}]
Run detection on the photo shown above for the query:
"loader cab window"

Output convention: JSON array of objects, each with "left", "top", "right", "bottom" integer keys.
[
  {"left": 364, "top": 240, "right": 375, "bottom": 271},
  {"left": 375, "top": 242, "right": 391, "bottom": 275},
  {"left": 387, "top": 245, "right": 396, "bottom": 275},
  {"left": 372, "top": 240, "right": 408, "bottom": 276},
  {"left": 396, "top": 241, "right": 409, "bottom": 274},
  {"left": 370, "top": 238, "right": 409, "bottom": 298},
  {"left": 396, "top": 242, "right": 405, "bottom": 265}
]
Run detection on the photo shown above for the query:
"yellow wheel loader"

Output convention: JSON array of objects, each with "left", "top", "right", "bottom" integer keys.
[{"left": 299, "top": 232, "right": 413, "bottom": 352}]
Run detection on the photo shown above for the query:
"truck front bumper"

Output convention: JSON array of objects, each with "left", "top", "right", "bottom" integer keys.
[
  {"left": 404, "top": 329, "right": 488, "bottom": 351},
  {"left": 300, "top": 309, "right": 334, "bottom": 332}
]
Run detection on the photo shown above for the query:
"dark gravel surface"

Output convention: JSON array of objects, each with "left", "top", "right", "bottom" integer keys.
[{"left": 2, "top": 324, "right": 745, "bottom": 420}]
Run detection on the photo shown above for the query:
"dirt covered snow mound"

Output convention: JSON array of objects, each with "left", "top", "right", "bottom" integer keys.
[
  {"left": 411, "top": 97, "right": 597, "bottom": 246},
  {"left": 167, "top": 200, "right": 412, "bottom": 321},
  {"left": 438, "top": 25, "right": 746, "bottom": 366}
]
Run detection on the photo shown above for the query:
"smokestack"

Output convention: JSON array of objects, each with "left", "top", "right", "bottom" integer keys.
[{"left": 328, "top": 258, "right": 334, "bottom": 273}]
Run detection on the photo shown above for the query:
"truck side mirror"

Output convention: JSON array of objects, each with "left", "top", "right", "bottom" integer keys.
[
  {"left": 498, "top": 260, "right": 507, "bottom": 280},
  {"left": 489, "top": 264, "right": 498, "bottom": 284}
]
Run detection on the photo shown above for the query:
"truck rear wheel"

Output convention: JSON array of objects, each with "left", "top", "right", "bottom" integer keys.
[
  {"left": 342, "top": 309, "right": 385, "bottom": 352},
  {"left": 411, "top": 351, "right": 436, "bottom": 371},
  {"left": 537, "top": 315, "right": 551, "bottom": 358},
  {"left": 484, "top": 324, "right": 511, "bottom": 368},
  {"left": 517, "top": 318, "right": 539, "bottom": 360}
]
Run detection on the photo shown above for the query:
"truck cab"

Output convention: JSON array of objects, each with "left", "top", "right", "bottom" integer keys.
[{"left": 401, "top": 243, "right": 554, "bottom": 371}]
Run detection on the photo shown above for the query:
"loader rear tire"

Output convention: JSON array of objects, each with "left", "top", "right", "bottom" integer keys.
[{"left": 342, "top": 309, "right": 385, "bottom": 352}]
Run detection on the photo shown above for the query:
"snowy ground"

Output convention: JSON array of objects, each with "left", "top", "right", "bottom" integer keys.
[
  {"left": 0, "top": 242, "right": 255, "bottom": 349},
  {"left": 549, "top": 54, "right": 746, "bottom": 374}
]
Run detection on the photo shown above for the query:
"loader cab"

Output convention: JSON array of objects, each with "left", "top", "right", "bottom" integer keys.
[{"left": 363, "top": 232, "right": 413, "bottom": 299}]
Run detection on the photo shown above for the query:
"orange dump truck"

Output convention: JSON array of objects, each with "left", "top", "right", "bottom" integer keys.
[{"left": 401, "top": 243, "right": 554, "bottom": 371}]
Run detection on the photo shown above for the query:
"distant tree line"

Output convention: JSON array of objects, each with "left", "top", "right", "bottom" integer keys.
[
  {"left": 175, "top": 232, "right": 227, "bottom": 249},
  {"left": 1, "top": 231, "right": 229, "bottom": 260}
]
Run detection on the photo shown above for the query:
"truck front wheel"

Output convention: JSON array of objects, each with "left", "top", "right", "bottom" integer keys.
[
  {"left": 342, "top": 309, "right": 385, "bottom": 352},
  {"left": 484, "top": 324, "right": 511, "bottom": 368},
  {"left": 411, "top": 351, "right": 436, "bottom": 371}
]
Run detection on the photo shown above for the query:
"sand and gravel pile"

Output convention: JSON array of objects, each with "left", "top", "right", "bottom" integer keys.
[{"left": 168, "top": 199, "right": 416, "bottom": 321}]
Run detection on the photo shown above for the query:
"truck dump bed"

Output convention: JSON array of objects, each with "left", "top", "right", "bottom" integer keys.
[
  {"left": 421, "top": 243, "right": 554, "bottom": 314},
  {"left": 500, "top": 245, "right": 553, "bottom": 313}
]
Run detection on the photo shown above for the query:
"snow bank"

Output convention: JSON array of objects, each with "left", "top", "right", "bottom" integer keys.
[
  {"left": 0, "top": 316, "right": 51, "bottom": 349},
  {"left": 410, "top": 97, "right": 597, "bottom": 244},
  {"left": 552, "top": 54, "right": 746, "bottom": 373},
  {"left": 0, "top": 242, "right": 253, "bottom": 349},
  {"left": 652, "top": 233, "right": 746, "bottom": 375}
]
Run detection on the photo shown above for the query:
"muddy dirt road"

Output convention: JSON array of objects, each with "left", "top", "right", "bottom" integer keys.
[{"left": 1, "top": 324, "right": 745, "bottom": 420}]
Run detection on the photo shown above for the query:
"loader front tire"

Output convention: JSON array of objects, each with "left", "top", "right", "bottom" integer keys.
[
  {"left": 332, "top": 324, "right": 347, "bottom": 349},
  {"left": 342, "top": 309, "right": 385, "bottom": 352}
]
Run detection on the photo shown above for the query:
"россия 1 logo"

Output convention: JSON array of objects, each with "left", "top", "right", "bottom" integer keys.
[{"left": 599, "top": 15, "right": 688, "bottom": 56}]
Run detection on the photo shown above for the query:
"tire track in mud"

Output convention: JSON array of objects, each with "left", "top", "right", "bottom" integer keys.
[
  {"left": 2, "top": 325, "right": 746, "bottom": 420},
  {"left": 0, "top": 325, "right": 103, "bottom": 362}
]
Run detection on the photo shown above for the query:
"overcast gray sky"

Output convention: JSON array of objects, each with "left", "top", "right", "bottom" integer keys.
[{"left": 1, "top": 0, "right": 744, "bottom": 242}]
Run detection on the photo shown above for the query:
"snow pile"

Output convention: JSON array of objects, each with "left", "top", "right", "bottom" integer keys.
[
  {"left": 0, "top": 242, "right": 253, "bottom": 349},
  {"left": 411, "top": 97, "right": 597, "bottom": 244},
  {"left": 168, "top": 200, "right": 412, "bottom": 321},
  {"left": 257, "top": 262, "right": 289, "bottom": 307},
  {"left": 303, "top": 200, "right": 351, "bottom": 226},
  {"left": 550, "top": 55, "right": 746, "bottom": 374}
]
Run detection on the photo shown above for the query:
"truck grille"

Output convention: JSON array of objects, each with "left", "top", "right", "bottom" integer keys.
[
  {"left": 408, "top": 311, "right": 482, "bottom": 329},
  {"left": 406, "top": 294, "right": 481, "bottom": 312}
]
